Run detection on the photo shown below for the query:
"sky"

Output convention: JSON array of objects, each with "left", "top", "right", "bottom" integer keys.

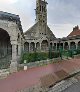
[{"left": 0, "top": 0, "right": 80, "bottom": 38}]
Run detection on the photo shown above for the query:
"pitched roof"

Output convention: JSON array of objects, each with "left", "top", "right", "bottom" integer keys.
[
  {"left": 24, "top": 22, "right": 56, "bottom": 39},
  {"left": 68, "top": 25, "right": 80, "bottom": 37},
  {"left": 24, "top": 23, "right": 38, "bottom": 35}
]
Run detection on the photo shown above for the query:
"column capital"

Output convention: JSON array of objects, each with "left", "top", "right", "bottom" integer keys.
[
  {"left": 11, "top": 40, "right": 18, "bottom": 45},
  {"left": 75, "top": 42, "right": 78, "bottom": 44},
  {"left": 68, "top": 42, "right": 70, "bottom": 44}
]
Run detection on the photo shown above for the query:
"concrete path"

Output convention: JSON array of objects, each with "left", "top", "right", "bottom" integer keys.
[{"left": 0, "top": 59, "right": 80, "bottom": 92}]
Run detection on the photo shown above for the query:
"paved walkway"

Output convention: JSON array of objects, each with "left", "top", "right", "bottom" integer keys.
[{"left": 0, "top": 59, "right": 80, "bottom": 92}]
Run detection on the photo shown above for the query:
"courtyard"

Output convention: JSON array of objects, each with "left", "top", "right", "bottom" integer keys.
[
  {"left": 0, "top": 0, "right": 80, "bottom": 92},
  {"left": 0, "top": 58, "right": 80, "bottom": 92}
]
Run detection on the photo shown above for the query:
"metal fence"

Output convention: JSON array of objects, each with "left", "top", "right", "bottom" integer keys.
[{"left": 49, "top": 46, "right": 80, "bottom": 60}]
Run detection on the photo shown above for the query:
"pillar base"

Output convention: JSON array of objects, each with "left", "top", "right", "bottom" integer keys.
[{"left": 10, "top": 61, "right": 18, "bottom": 73}]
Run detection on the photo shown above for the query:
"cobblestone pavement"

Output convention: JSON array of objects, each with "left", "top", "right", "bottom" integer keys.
[
  {"left": 49, "top": 77, "right": 78, "bottom": 92},
  {"left": 61, "top": 73, "right": 80, "bottom": 92},
  {"left": 49, "top": 71, "right": 80, "bottom": 92},
  {"left": 62, "top": 81, "right": 80, "bottom": 92},
  {"left": 0, "top": 58, "right": 80, "bottom": 92}
]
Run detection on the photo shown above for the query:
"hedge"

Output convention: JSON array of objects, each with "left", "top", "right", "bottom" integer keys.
[{"left": 20, "top": 51, "right": 60, "bottom": 64}]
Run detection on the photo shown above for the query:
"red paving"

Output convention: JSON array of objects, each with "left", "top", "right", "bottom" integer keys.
[{"left": 0, "top": 58, "right": 80, "bottom": 92}]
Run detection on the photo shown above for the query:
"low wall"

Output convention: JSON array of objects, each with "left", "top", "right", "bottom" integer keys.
[
  {"left": 0, "top": 69, "right": 10, "bottom": 79},
  {"left": 18, "top": 58, "right": 62, "bottom": 70},
  {"left": 74, "top": 54, "right": 80, "bottom": 59}
]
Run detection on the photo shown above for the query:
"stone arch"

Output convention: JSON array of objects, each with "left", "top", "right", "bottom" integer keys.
[
  {"left": 64, "top": 42, "right": 68, "bottom": 50},
  {"left": 36, "top": 42, "right": 40, "bottom": 51},
  {"left": 57, "top": 42, "right": 63, "bottom": 50},
  {"left": 0, "top": 28, "right": 12, "bottom": 68},
  {"left": 24, "top": 42, "right": 29, "bottom": 52},
  {"left": 41, "top": 40, "right": 48, "bottom": 51},
  {"left": 0, "top": 21, "right": 15, "bottom": 41},
  {"left": 70, "top": 41, "right": 76, "bottom": 50},
  {"left": 30, "top": 42, "right": 35, "bottom": 52}
]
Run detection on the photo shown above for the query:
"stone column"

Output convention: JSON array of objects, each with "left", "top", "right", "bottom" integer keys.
[
  {"left": 52, "top": 42, "right": 54, "bottom": 50},
  {"left": 29, "top": 43, "right": 31, "bottom": 52},
  {"left": 23, "top": 43, "right": 24, "bottom": 52},
  {"left": 35, "top": 43, "right": 37, "bottom": 51},
  {"left": 75, "top": 43, "right": 78, "bottom": 49},
  {"left": 10, "top": 42, "right": 17, "bottom": 73},
  {"left": 40, "top": 42, "right": 42, "bottom": 51},
  {"left": 68, "top": 42, "right": 70, "bottom": 50},
  {"left": 35, "top": 43, "right": 36, "bottom": 48},
  {"left": 56, "top": 43, "right": 57, "bottom": 50},
  {"left": 18, "top": 44, "right": 21, "bottom": 56},
  {"left": 63, "top": 43, "right": 64, "bottom": 50},
  {"left": 21, "top": 44, "right": 23, "bottom": 54}
]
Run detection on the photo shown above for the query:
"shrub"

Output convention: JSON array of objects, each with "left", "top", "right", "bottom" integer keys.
[
  {"left": 52, "top": 51, "right": 60, "bottom": 58},
  {"left": 20, "top": 51, "right": 60, "bottom": 64},
  {"left": 76, "top": 49, "right": 80, "bottom": 54},
  {"left": 20, "top": 52, "right": 48, "bottom": 64}
]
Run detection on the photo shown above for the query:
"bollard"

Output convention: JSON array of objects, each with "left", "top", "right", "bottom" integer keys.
[{"left": 24, "top": 60, "right": 27, "bottom": 71}]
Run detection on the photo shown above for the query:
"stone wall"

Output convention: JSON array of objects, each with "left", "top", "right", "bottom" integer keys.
[
  {"left": 18, "top": 58, "right": 61, "bottom": 70},
  {"left": 0, "top": 14, "right": 24, "bottom": 73}
]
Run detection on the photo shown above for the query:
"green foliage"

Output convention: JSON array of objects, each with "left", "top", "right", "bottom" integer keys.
[
  {"left": 20, "top": 52, "right": 48, "bottom": 64},
  {"left": 52, "top": 52, "right": 60, "bottom": 58},
  {"left": 38, "top": 52, "right": 48, "bottom": 60},
  {"left": 21, "top": 53, "right": 36, "bottom": 63},
  {"left": 21, "top": 48, "right": 80, "bottom": 64},
  {"left": 20, "top": 51, "right": 65, "bottom": 64},
  {"left": 49, "top": 47, "right": 52, "bottom": 59},
  {"left": 76, "top": 49, "right": 80, "bottom": 54}
]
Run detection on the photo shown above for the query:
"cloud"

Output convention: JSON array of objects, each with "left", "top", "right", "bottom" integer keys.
[
  {"left": 0, "top": 0, "right": 80, "bottom": 38},
  {"left": 0, "top": 0, "right": 18, "bottom": 4},
  {"left": 0, "top": 0, "right": 35, "bottom": 31},
  {"left": 48, "top": 23, "right": 75, "bottom": 38},
  {"left": 48, "top": 0, "right": 80, "bottom": 24},
  {"left": 47, "top": 0, "right": 80, "bottom": 38}
]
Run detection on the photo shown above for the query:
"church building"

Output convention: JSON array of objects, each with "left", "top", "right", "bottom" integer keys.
[
  {"left": 24, "top": 0, "right": 56, "bottom": 52},
  {"left": 0, "top": 0, "right": 80, "bottom": 73}
]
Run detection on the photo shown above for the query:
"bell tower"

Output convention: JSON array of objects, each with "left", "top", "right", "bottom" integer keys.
[
  {"left": 35, "top": 0, "right": 48, "bottom": 35},
  {"left": 36, "top": 0, "right": 48, "bottom": 23}
]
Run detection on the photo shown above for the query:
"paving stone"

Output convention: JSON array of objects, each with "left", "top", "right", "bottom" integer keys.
[
  {"left": 40, "top": 73, "right": 58, "bottom": 88},
  {"left": 49, "top": 77, "right": 78, "bottom": 92},
  {"left": 55, "top": 70, "right": 69, "bottom": 81}
]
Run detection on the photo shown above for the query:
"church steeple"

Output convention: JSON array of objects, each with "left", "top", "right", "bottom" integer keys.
[{"left": 35, "top": 0, "right": 48, "bottom": 24}]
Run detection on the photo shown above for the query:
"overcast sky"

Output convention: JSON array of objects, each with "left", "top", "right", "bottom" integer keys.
[{"left": 0, "top": 0, "right": 80, "bottom": 38}]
